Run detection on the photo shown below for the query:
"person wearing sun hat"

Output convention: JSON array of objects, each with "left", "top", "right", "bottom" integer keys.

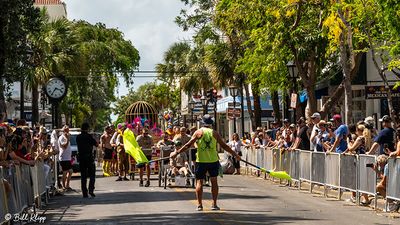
[{"left": 171, "top": 114, "right": 241, "bottom": 211}]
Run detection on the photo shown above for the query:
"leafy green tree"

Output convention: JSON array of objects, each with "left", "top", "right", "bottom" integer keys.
[
  {"left": 63, "top": 21, "right": 140, "bottom": 129},
  {"left": 174, "top": 0, "right": 263, "bottom": 128},
  {"left": 28, "top": 13, "right": 75, "bottom": 125},
  {"left": 324, "top": 0, "right": 400, "bottom": 124},
  {"left": 0, "top": 0, "right": 41, "bottom": 118}
]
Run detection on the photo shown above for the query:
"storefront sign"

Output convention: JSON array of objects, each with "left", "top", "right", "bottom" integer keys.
[
  {"left": 227, "top": 108, "right": 241, "bottom": 120},
  {"left": 365, "top": 86, "right": 400, "bottom": 99}
]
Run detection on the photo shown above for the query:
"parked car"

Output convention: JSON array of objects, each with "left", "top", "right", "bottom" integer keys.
[{"left": 69, "top": 129, "right": 81, "bottom": 173}]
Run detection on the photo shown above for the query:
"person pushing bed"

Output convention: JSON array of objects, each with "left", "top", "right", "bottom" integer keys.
[{"left": 171, "top": 114, "right": 241, "bottom": 211}]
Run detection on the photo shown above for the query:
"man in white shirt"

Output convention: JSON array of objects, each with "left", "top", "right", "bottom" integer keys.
[
  {"left": 310, "top": 112, "right": 321, "bottom": 151},
  {"left": 58, "top": 125, "right": 72, "bottom": 190}
]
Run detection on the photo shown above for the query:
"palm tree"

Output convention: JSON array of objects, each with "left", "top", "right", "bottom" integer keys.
[{"left": 28, "top": 15, "right": 75, "bottom": 125}]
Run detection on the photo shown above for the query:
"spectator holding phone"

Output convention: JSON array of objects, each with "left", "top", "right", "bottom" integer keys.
[
  {"left": 315, "top": 120, "right": 329, "bottom": 152},
  {"left": 367, "top": 115, "right": 395, "bottom": 155},
  {"left": 345, "top": 124, "right": 367, "bottom": 155},
  {"left": 373, "top": 155, "right": 400, "bottom": 211}
]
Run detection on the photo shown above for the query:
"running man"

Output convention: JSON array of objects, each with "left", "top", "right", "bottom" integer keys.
[
  {"left": 171, "top": 114, "right": 241, "bottom": 211},
  {"left": 100, "top": 126, "right": 113, "bottom": 177}
]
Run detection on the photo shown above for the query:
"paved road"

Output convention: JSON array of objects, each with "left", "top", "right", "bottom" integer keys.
[{"left": 43, "top": 171, "right": 398, "bottom": 225}]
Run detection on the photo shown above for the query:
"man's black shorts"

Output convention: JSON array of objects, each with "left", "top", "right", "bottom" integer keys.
[
  {"left": 136, "top": 155, "right": 152, "bottom": 168},
  {"left": 103, "top": 148, "right": 113, "bottom": 160},
  {"left": 195, "top": 161, "right": 220, "bottom": 180},
  {"left": 60, "top": 161, "right": 72, "bottom": 171}
]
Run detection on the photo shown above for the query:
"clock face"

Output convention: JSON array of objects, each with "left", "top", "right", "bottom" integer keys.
[{"left": 45, "top": 78, "right": 67, "bottom": 100}]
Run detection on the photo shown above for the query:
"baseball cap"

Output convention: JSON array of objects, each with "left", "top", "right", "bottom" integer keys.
[
  {"left": 364, "top": 116, "right": 374, "bottom": 125},
  {"left": 379, "top": 115, "right": 392, "bottom": 122},
  {"left": 332, "top": 114, "right": 341, "bottom": 121},
  {"left": 310, "top": 112, "right": 321, "bottom": 119},
  {"left": 283, "top": 118, "right": 289, "bottom": 123},
  {"left": 202, "top": 114, "right": 214, "bottom": 125},
  {"left": 289, "top": 124, "right": 296, "bottom": 128}
]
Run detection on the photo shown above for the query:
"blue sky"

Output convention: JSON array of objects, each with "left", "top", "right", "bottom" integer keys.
[{"left": 66, "top": 0, "right": 192, "bottom": 97}]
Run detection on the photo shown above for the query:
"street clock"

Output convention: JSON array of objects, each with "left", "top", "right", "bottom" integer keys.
[{"left": 45, "top": 77, "right": 67, "bottom": 101}]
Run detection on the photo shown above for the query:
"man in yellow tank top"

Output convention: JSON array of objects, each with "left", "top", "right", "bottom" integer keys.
[{"left": 171, "top": 114, "right": 241, "bottom": 211}]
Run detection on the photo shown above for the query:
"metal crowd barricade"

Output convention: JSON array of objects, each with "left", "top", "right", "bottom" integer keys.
[
  {"left": 264, "top": 147, "right": 273, "bottom": 171},
  {"left": 324, "top": 153, "right": 340, "bottom": 198},
  {"left": 299, "top": 150, "right": 311, "bottom": 189},
  {"left": 386, "top": 158, "right": 400, "bottom": 207},
  {"left": 357, "top": 154, "right": 377, "bottom": 208},
  {"left": 339, "top": 154, "right": 357, "bottom": 194},
  {"left": 239, "top": 146, "right": 247, "bottom": 168},
  {"left": 310, "top": 151, "right": 325, "bottom": 189},
  {"left": 20, "top": 164, "right": 34, "bottom": 207},
  {"left": 257, "top": 148, "right": 264, "bottom": 173},
  {"left": 0, "top": 169, "right": 8, "bottom": 225},
  {"left": 272, "top": 148, "right": 281, "bottom": 171},
  {"left": 281, "top": 150, "right": 290, "bottom": 174},
  {"left": 289, "top": 150, "right": 300, "bottom": 181},
  {"left": 30, "top": 161, "right": 47, "bottom": 208}
]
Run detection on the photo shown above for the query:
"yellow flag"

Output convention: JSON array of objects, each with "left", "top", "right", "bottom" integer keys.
[
  {"left": 267, "top": 170, "right": 292, "bottom": 181},
  {"left": 123, "top": 129, "right": 149, "bottom": 164}
]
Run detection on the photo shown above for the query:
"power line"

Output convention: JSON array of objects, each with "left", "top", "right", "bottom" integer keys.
[{"left": 64, "top": 70, "right": 209, "bottom": 78}]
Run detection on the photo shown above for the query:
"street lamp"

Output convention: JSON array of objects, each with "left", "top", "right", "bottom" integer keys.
[
  {"left": 200, "top": 95, "right": 208, "bottom": 115},
  {"left": 20, "top": 49, "right": 34, "bottom": 121},
  {"left": 67, "top": 102, "right": 74, "bottom": 127},
  {"left": 188, "top": 99, "right": 195, "bottom": 127},
  {"left": 286, "top": 61, "right": 299, "bottom": 123},
  {"left": 229, "top": 85, "right": 239, "bottom": 133}
]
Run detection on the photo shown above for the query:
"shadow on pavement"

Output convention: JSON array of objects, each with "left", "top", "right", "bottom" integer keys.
[
  {"left": 45, "top": 212, "right": 320, "bottom": 225},
  {"left": 45, "top": 190, "right": 276, "bottom": 207}
]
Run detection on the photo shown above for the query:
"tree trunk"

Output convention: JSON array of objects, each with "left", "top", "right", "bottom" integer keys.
[
  {"left": 343, "top": 73, "right": 353, "bottom": 124},
  {"left": 305, "top": 61, "right": 318, "bottom": 119},
  {"left": 244, "top": 83, "right": 255, "bottom": 130},
  {"left": 252, "top": 83, "right": 262, "bottom": 128},
  {"left": 0, "top": 77, "right": 6, "bottom": 118},
  {"left": 0, "top": 16, "right": 6, "bottom": 119},
  {"left": 31, "top": 84, "right": 39, "bottom": 126},
  {"left": 368, "top": 38, "right": 398, "bottom": 128},
  {"left": 340, "top": 37, "right": 354, "bottom": 125},
  {"left": 271, "top": 91, "right": 280, "bottom": 123},
  {"left": 320, "top": 53, "right": 363, "bottom": 119}
]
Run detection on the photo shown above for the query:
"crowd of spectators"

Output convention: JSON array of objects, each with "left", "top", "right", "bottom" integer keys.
[
  {"left": 230, "top": 112, "right": 400, "bottom": 211},
  {"left": 0, "top": 114, "right": 58, "bottom": 212}
]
